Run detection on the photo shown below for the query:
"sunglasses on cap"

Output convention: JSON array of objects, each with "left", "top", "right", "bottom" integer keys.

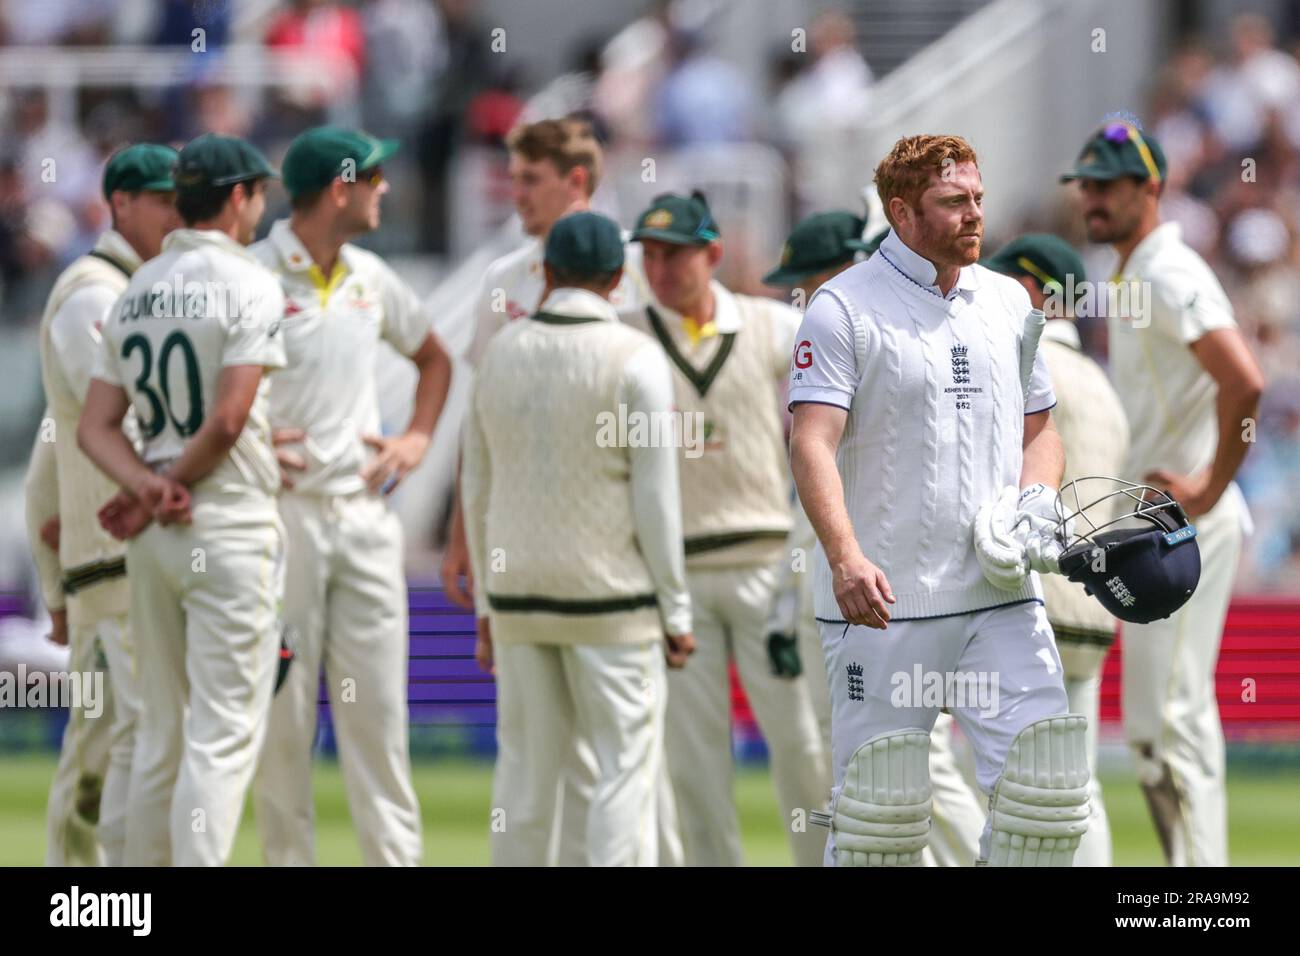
[{"left": 1102, "top": 122, "right": 1161, "bottom": 185}]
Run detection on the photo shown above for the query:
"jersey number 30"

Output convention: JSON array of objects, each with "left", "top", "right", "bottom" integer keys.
[{"left": 121, "top": 331, "right": 203, "bottom": 439}]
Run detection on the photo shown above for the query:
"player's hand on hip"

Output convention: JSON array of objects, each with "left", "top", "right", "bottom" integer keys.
[
  {"left": 361, "top": 431, "right": 430, "bottom": 494},
  {"left": 474, "top": 616, "right": 494, "bottom": 675},
  {"left": 47, "top": 608, "right": 67, "bottom": 647},
  {"left": 1143, "top": 468, "right": 1216, "bottom": 518},
  {"left": 975, "top": 486, "right": 1029, "bottom": 589},
  {"left": 39, "top": 515, "right": 60, "bottom": 552},
  {"left": 272, "top": 428, "right": 307, "bottom": 490},
  {"left": 833, "top": 551, "right": 895, "bottom": 629},
  {"left": 664, "top": 630, "right": 695, "bottom": 669}
]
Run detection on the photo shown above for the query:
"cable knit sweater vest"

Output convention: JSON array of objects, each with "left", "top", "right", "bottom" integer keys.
[
  {"left": 625, "top": 294, "right": 793, "bottom": 570},
  {"left": 473, "top": 311, "right": 665, "bottom": 646},
  {"left": 39, "top": 249, "right": 134, "bottom": 627},
  {"left": 811, "top": 258, "right": 1042, "bottom": 621}
]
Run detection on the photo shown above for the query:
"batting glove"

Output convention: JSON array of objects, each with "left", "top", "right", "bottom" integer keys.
[
  {"left": 974, "top": 485, "right": 1029, "bottom": 590},
  {"left": 1013, "top": 483, "right": 1074, "bottom": 574}
]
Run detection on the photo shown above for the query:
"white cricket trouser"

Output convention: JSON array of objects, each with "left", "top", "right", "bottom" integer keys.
[
  {"left": 666, "top": 564, "right": 830, "bottom": 867},
  {"left": 123, "top": 491, "right": 284, "bottom": 867},
  {"left": 491, "top": 638, "right": 666, "bottom": 866},
  {"left": 547, "top": 734, "right": 684, "bottom": 866},
  {"left": 819, "top": 600, "right": 1072, "bottom": 865},
  {"left": 800, "top": 620, "right": 983, "bottom": 865},
  {"left": 924, "top": 714, "right": 986, "bottom": 866},
  {"left": 1122, "top": 489, "right": 1242, "bottom": 867},
  {"left": 1065, "top": 668, "right": 1111, "bottom": 866},
  {"left": 254, "top": 491, "right": 422, "bottom": 867},
  {"left": 45, "top": 612, "right": 137, "bottom": 866}
]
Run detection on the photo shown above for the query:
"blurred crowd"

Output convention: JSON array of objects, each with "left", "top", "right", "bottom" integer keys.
[{"left": 0, "top": 1, "right": 1298, "bottom": 589}]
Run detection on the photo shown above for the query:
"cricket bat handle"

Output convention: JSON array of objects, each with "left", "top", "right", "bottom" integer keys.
[{"left": 1019, "top": 309, "right": 1046, "bottom": 403}]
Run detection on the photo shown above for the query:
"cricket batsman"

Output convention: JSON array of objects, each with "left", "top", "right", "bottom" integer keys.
[
  {"left": 78, "top": 133, "right": 287, "bottom": 866},
  {"left": 26, "top": 144, "right": 179, "bottom": 865},
  {"left": 251, "top": 127, "right": 453, "bottom": 866},
  {"left": 764, "top": 209, "right": 987, "bottom": 867},
  {"left": 464, "top": 211, "right": 694, "bottom": 866},
  {"left": 626, "top": 190, "right": 830, "bottom": 867},
  {"left": 790, "top": 134, "right": 1088, "bottom": 867},
  {"left": 985, "top": 232, "right": 1130, "bottom": 866},
  {"left": 1062, "top": 123, "right": 1264, "bottom": 866}
]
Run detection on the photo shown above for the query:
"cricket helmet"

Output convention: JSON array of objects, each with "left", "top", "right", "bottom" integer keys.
[{"left": 1053, "top": 477, "right": 1201, "bottom": 624}]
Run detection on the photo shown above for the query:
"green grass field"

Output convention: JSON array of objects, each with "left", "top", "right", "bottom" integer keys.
[{"left": 1, "top": 754, "right": 1296, "bottom": 865}]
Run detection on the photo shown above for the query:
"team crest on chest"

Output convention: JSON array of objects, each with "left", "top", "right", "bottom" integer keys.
[{"left": 944, "top": 341, "right": 982, "bottom": 412}]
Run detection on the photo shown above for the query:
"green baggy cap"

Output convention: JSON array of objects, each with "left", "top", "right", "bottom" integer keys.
[
  {"left": 630, "top": 191, "right": 720, "bottom": 245},
  {"left": 763, "top": 210, "right": 871, "bottom": 285},
  {"left": 281, "top": 126, "right": 400, "bottom": 199},
  {"left": 1060, "top": 121, "right": 1167, "bottom": 185},
  {"left": 102, "top": 143, "right": 179, "bottom": 200},
  {"left": 545, "top": 211, "right": 625, "bottom": 274},
  {"left": 174, "top": 133, "right": 277, "bottom": 193}
]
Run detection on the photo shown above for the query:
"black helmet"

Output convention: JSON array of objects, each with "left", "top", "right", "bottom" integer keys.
[{"left": 1054, "top": 477, "right": 1201, "bottom": 624}]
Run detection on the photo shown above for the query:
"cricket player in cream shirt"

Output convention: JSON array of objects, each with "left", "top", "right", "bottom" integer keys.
[
  {"left": 251, "top": 126, "right": 453, "bottom": 867},
  {"left": 465, "top": 212, "right": 694, "bottom": 866},
  {"left": 1063, "top": 123, "right": 1264, "bottom": 866},
  {"left": 447, "top": 117, "right": 660, "bottom": 866},
  {"left": 79, "top": 134, "right": 287, "bottom": 867},
  {"left": 26, "top": 143, "right": 180, "bottom": 866}
]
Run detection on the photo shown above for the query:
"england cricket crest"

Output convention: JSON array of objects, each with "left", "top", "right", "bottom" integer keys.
[{"left": 846, "top": 662, "right": 864, "bottom": 702}]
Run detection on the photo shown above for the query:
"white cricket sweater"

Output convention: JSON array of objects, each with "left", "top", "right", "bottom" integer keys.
[
  {"left": 36, "top": 230, "right": 141, "bottom": 625},
  {"left": 463, "top": 287, "right": 692, "bottom": 646},
  {"left": 788, "top": 230, "right": 1057, "bottom": 621}
]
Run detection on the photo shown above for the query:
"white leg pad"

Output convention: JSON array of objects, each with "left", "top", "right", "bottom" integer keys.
[
  {"left": 986, "top": 715, "right": 1091, "bottom": 867},
  {"left": 832, "top": 729, "right": 931, "bottom": 867}
]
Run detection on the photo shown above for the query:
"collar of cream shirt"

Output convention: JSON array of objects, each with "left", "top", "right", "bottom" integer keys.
[
  {"left": 162, "top": 227, "right": 262, "bottom": 264},
  {"left": 94, "top": 229, "right": 144, "bottom": 273},
  {"left": 878, "top": 228, "right": 980, "bottom": 301},
  {"left": 1115, "top": 221, "right": 1181, "bottom": 279},
  {"left": 537, "top": 287, "right": 620, "bottom": 322},
  {"left": 267, "top": 218, "right": 358, "bottom": 274},
  {"left": 1042, "top": 318, "right": 1082, "bottom": 350},
  {"left": 651, "top": 279, "right": 741, "bottom": 336}
]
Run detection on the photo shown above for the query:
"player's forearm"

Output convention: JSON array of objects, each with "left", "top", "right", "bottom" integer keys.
[
  {"left": 1204, "top": 376, "right": 1262, "bottom": 501},
  {"left": 460, "top": 417, "right": 491, "bottom": 617},
  {"left": 790, "top": 430, "right": 859, "bottom": 565},
  {"left": 405, "top": 336, "right": 453, "bottom": 439},
  {"left": 24, "top": 435, "right": 64, "bottom": 612},
  {"left": 165, "top": 420, "right": 243, "bottom": 487},
  {"left": 628, "top": 443, "right": 691, "bottom": 637},
  {"left": 77, "top": 418, "right": 153, "bottom": 498},
  {"left": 1020, "top": 413, "right": 1065, "bottom": 489}
]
